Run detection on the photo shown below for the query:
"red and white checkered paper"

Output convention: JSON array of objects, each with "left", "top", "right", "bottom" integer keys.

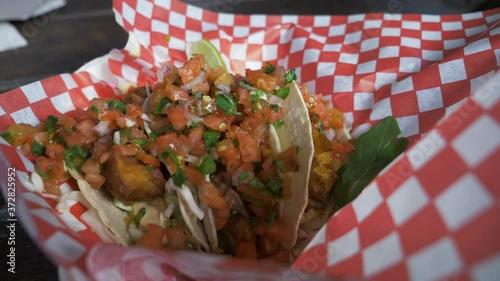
[{"left": 0, "top": 0, "right": 499, "bottom": 280}]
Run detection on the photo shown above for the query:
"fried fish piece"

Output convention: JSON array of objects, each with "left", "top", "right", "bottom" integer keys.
[
  {"left": 104, "top": 152, "right": 166, "bottom": 201},
  {"left": 308, "top": 129, "right": 337, "bottom": 203}
]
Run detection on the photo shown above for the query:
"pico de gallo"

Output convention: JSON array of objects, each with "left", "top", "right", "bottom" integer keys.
[{"left": 1, "top": 55, "right": 313, "bottom": 262}]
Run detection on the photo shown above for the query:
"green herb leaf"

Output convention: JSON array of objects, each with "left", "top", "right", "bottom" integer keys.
[
  {"left": 271, "top": 120, "right": 285, "bottom": 128},
  {"left": 270, "top": 104, "right": 279, "bottom": 112},
  {"left": 130, "top": 138, "right": 149, "bottom": 148},
  {"left": 149, "top": 131, "right": 159, "bottom": 140},
  {"left": 31, "top": 140, "right": 46, "bottom": 156},
  {"left": 274, "top": 87, "right": 290, "bottom": 100},
  {"left": 334, "top": 116, "right": 409, "bottom": 208},
  {"left": 239, "top": 170, "right": 249, "bottom": 182},
  {"left": 108, "top": 100, "right": 127, "bottom": 113},
  {"left": 266, "top": 178, "right": 283, "bottom": 197},
  {"left": 91, "top": 105, "right": 99, "bottom": 114},
  {"left": 44, "top": 115, "right": 59, "bottom": 134},
  {"left": 154, "top": 97, "right": 170, "bottom": 115},
  {"left": 63, "top": 145, "right": 90, "bottom": 171},
  {"left": 250, "top": 177, "right": 267, "bottom": 189},
  {"left": 266, "top": 210, "right": 276, "bottom": 230},
  {"left": 64, "top": 127, "right": 76, "bottom": 133},
  {"left": 284, "top": 69, "right": 297, "bottom": 83},
  {"left": 264, "top": 62, "right": 275, "bottom": 74},
  {"left": 1, "top": 131, "right": 12, "bottom": 142},
  {"left": 198, "top": 156, "right": 216, "bottom": 175},
  {"left": 273, "top": 160, "right": 283, "bottom": 172},
  {"left": 191, "top": 121, "right": 201, "bottom": 127},
  {"left": 203, "top": 131, "right": 220, "bottom": 149},
  {"left": 172, "top": 167, "right": 187, "bottom": 187},
  {"left": 215, "top": 94, "right": 237, "bottom": 116},
  {"left": 249, "top": 89, "right": 266, "bottom": 101},
  {"left": 36, "top": 169, "right": 50, "bottom": 179},
  {"left": 134, "top": 207, "right": 146, "bottom": 226}
]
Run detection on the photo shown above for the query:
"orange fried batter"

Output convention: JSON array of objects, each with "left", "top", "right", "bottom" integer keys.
[{"left": 308, "top": 129, "right": 337, "bottom": 202}]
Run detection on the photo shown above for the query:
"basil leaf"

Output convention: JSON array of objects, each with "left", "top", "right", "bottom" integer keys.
[
  {"left": 203, "top": 131, "right": 220, "bottom": 149},
  {"left": 108, "top": 100, "right": 127, "bottom": 113},
  {"left": 274, "top": 87, "right": 290, "bottom": 100},
  {"left": 334, "top": 116, "right": 409, "bottom": 207},
  {"left": 284, "top": 68, "right": 297, "bottom": 83},
  {"left": 31, "top": 140, "right": 46, "bottom": 156},
  {"left": 198, "top": 156, "right": 216, "bottom": 175},
  {"left": 215, "top": 94, "right": 237, "bottom": 116}
]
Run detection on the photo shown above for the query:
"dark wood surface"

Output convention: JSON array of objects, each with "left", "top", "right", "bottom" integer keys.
[{"left": 0, "top": 0, "right": 498, "bottom": 280}]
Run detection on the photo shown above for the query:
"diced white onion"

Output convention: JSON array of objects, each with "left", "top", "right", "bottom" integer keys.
[
  {"left": 268, "top": 94, "right": 283, "bottom": 106},
  {"left": 150, "top": 145, "right": 158, "bottom": 157},
  {"left": 92, "top": 121, "right": 111, "bottom": 136},
  {"left": 181, "top": 70, "right": 205, "bottom": 91},
  {"left": 183, "top": 103, "right": 204, "bottom": 123},
  {"left": 184, "top": 154, "right": 200, "bottom": 164},
  {"left": 125, "top": 118, "right": 136, "bottom": 128},
  {"left": 113, "top": 131, "right": 121, "bottom": 145},
  {"left": 156, "top": 64, "right": 170, "bottom": 83},
  {"left": 217, "top": 82, "right": 231, "bottom": 93},
  {"left": 30, "top": 171, "right": 45, "bottom": 193},
  {"left": 141, "top": 113, "right": 153, "bottom": 122},
  {"left": 164, "top": 202, "right": 176, "bottom": 218},
  {"left": 176, "top": 185, "right": 204, "bottom": 221},
  {"left": 142, "top": 94, "right": 151, "bottom": 115},
  {"left": 324, "top": 129, "right": 336, "bottom": 142}
]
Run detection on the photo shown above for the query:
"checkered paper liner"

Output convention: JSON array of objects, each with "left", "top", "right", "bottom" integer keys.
[{"left": 0, "top": 0, "right": 499, "bottom": 280}]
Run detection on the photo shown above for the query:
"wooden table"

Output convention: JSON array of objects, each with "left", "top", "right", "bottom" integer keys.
[{"left": 0, "top": 0, "right": 496, "bottom": 280}]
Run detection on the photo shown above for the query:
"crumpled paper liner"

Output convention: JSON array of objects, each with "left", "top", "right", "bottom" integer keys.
[{"left": 0, "top": 0, "right": 499, "bottom": 280}]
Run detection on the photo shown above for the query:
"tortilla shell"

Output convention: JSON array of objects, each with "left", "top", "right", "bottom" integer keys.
[
  {"left": 69, "top": 169, "right": 131, "bottom": 245},
  {"left": 269, "top": 81, "right": 314, "bottom": 248}
]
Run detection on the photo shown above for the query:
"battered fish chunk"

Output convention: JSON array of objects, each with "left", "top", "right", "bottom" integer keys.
[
  {"left": 308, "top": 129, "right": 336, "bottom": 203},
  {"left": 104, "top": 152, "right": 166, "bottom": 201}
]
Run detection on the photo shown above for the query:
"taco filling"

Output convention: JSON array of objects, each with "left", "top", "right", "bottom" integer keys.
[{"left": 2, "top": 56, "right": 318, "bottom": 262}]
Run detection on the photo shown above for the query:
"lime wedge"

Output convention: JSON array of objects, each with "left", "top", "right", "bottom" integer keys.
[{"left": 187, "top": 39, "right": 227, "bottom": 71}]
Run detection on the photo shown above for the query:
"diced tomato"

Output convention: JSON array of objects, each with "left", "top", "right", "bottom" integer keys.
[
  {"left": 191, "top": 81, "right": 210, "bottom": 95},
  {"left": 208, "top": 66, "right": 224, "bottom": 84},
  {"left": 236, "top": 130, "right": 260, "bottom": 163},
  {"left": 155, "top": 132, "right": 178, "bottom": 153},
  {"left": 130, "top": 128, "right": 147, "bottom": 140},
  {"left": 216, "top": 139, "right": 240, "bottom": 165},
  {"left": 45, "top": 144, "right": 65, "bottom": 160},
  {"left": 136, "top": 224, "right": 164, "bottom": 250},
  {"left": 100, "top": 110, "right": 123, "bottom": 122},
  {"left": 262, "top": 107, "right": 281, "bottom": 124},
  {"left": 166, "top": 106, "right": 188, "bottom": 131},
  {"left": 43, "top": 178, "right": 61, "bottom": 195},
  {"left": 240, "top": 113, "right": 267, "bottom": 144},
  {"left": 203, "top": 114, "right": 226, "bottom": 132},
  {"left": 100, "top": 152, "right": 111, "bottom": 164},
  {"left": 200, "top": 182, "right": 230, "bottom": 230},
  {"left": 235, "top": 87, "right": 253, "bottom": 113},
  {"left": 35, "top": 156, "right": 67, "bottom": 182},
  {"left": 111, "top": 144, "right": 141, "bottom": 156},
  {"left": 63, "top": 130, "right": 95, "bottom": 148},
  {"left": 84, "top": 172, "right": 106, "bottom": 189},
  {"left": 332, "top": 140, "right": 355, "bottom": 155},
  {"left": 179, "top": 54, "right": 204, "bottom": 84},
  {"left": 247, "top": 203, "right": 270, "bottom": 220},
  {"left": 235, "top": 241, "right": 257, "bottom": 260},
  {"left": 74, "top": 108, "right": 94, "bottom": 122},
  {"left": 88, "top": 98, "right": 109, "bottom": 112},
  {"left": 266, "top": 250, "right": 290, "bottom": 263},
  {"left": 28, "top": 131, "right": 50, "bottom": 147},
  {"left": 173, "top": 135, "right": 193, "bottom": 156},
  {"left": 188, "top": 126, "right": 205, "bottom": 149},
  {"left": 257, "top": 235, "right": 280, "bottom": 257},
  {"left": 81, "top": 158, "right": 101, "bottom": 174},
  {"left": 329, "top": 107, "right": 344, "bottom": 130},
  {"left": 246, "top": 69, "right": 278, "bottom": 92},
  {"left": 236, "top": 184, "right": 274, "bottom": 207},
  {"left": 183, "top": 165, "right": 203, "bottom": 187},
  {"left": 126, "top": 103, "right": 143, "bottom": 117},
  {"left": 276, "top": 145, "right": 299, "bottom": 173},
  {"left": 136, "top": 152, "right": 161, "bottom": 167},
  {"left": 116, "top": 116, "right": 136, "bottom": 129},
  {"left": 164, "top": 226, "right": 188, "bottom": 250},
  {"left": 57, "top": 115, "right": 77, "bottom": 129},
  {"left": 165, "top": 83, "right": 189, "bottom": 102},
  {"left": 263, "top": 217, "right": 295, "bottom": 245}
]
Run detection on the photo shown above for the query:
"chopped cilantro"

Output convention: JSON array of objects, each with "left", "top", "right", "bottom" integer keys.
[
  {"left": 215, "top": 94, "right": 238, "bottom": 116},
  {"left": 154, "top": 97, "right": 170, "bottom": 115},
  {"left": 266, "top": 210, "right": 276, "bottom": 230},
  {"left": 91, "top": 105, "right": 99, "bottom": 114},
  {"left": 130, "top": 138, "right": 148, "bottom": 148},
  {"left": 284, "top": 68, "right": 297, "bottom": 83},
  {"left": 274, "top": 87, "right": 290, "bottom": 100},
  {"left": 108, "top": 100, "right": 127, "bottom": 113},
  {"left": 31, "top": 140, "right": 46, "bottom": 156},
  {"left": 270, "top": 104, "right": 279, "bottom": 112},
  {"left": 35, "top": 169, "right": 50, "bottom": 179},
  {"left": 250, "top": 177, "right": 266, "bottom": 189},
  {"left": 198, "top": 156, "right": 216, "bottom": 175},
  {"left": 273, "top": 159, "right": 283, "bottom": 172},
  {"left": 264, "top": 62, "right": 275, "bottom": 74},
  {"left": 203, "top": 131, "right": 220, "bottom": 149},
  {"left": 239, "top": 170, "right": 249, "bottom": 182},
  {"left": 272, "top": 120, "right": 285, "bottom": 128}
]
